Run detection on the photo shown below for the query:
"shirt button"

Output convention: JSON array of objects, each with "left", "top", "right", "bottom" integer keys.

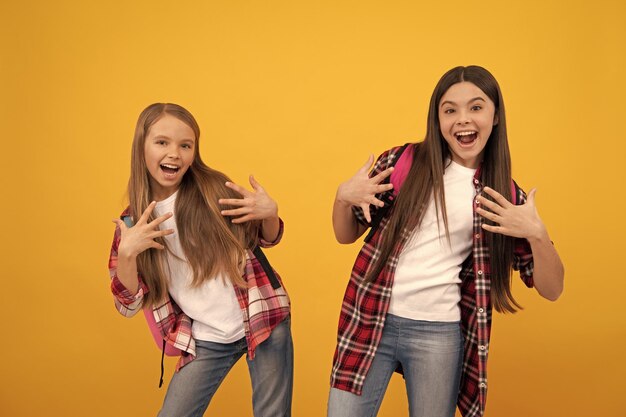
[
  {"left": 480, "top": 383, "right": 487, "bottom": 388},
  {"left": 475, "top": 233, "right": 480, "bottom": 239},
  {"left": 478, "top": 307, "right": 485, "bottom": 313},
  {"left": 477, "top": 270, "right": 483, "bottom": 275},
  {"left": 474, "top": 179, "right": 479, "bottom": 184},
  {"left": 479, "top": 345, "right": 486, "bottom": 351},
  {"left": 475, "top": 199, "right": 480, "bottom": 205}
]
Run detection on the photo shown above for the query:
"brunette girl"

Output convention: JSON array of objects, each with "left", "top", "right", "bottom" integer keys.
[{"left": 328, "top": 66, "right": 564, "bottom": 417}]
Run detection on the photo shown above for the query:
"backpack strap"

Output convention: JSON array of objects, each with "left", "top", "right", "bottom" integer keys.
[
  {"left": 511, "top": 180, "right": 518, "bottom": 205},
  {"left": 252, "top": 246, "right": 282, "bottom": 290},
  {"left": 364, "top": 143, "right": 412, "bottom": 242}
]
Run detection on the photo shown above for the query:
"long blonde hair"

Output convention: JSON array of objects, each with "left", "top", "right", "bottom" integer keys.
[{"left": 128, "top": 103, "right": 259, "bottom": 307}]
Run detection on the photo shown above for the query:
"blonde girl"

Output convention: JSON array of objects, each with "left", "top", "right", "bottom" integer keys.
[{"left": 108, "top": 103, "right": 292, "bottom": 417}]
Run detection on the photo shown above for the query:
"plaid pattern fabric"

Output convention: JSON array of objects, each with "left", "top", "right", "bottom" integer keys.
[
  {"left": 330, "top": 145, "right": 534, "bottom": 417},
  {"left": 108, "top": 209, "right": 290, "bottom": 371}
]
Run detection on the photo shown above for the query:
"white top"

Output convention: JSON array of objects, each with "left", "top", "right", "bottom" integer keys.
[
  {"left": 154, "top": 191, "right": 245, "bottom": 343},
  {"left": 388, "top": 160, "right": 477, "bottom": 322}
]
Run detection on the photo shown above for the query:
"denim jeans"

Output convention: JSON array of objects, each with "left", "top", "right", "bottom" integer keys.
[
  {"left": 158, "top": 317, "right": 293, "bottom": 417},
  {"left": 327, "top": 314, "right": 463, "bottom": 417}
]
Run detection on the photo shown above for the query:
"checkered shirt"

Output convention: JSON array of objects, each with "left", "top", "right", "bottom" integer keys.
[
  {"left": 108, "top": 209, "right": 290, "bottom": 371},
  {"left": 330, "top": 145, "right": 534, "bottom": 417}
]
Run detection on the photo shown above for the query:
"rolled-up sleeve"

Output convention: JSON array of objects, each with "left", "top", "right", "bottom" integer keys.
[
  {"left": 108, "top": 224, "right": 148, "bottom": 317},
  {"left": 511, "top": 184, "right": 534, "bottom": 288},
  {"left": 258, "top": 217, "right": 285, "bottom": 248}
]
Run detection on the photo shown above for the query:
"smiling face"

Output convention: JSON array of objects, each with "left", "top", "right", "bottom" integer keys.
[
  {"left": 438, "top": 81, "right": 498, "bottom": 169},
  {"left": 144, "top": 114, "right": 196, "bottom": 201}
]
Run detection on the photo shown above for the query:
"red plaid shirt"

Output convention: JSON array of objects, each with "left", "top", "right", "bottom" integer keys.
[
  {"left": 330, "top": 145, "right": 534, "bottom": 417},
  {"left": 108, "top": 209, "right": 290, "bottom": 371}
]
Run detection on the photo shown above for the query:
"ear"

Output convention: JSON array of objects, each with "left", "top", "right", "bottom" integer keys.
[{"left": 493, "top": 112, "right": 499, "bottom": 126}]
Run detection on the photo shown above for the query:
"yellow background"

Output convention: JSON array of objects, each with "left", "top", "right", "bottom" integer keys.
[{"left": 1, "top": 1, "right": 624, "bottom": 416}]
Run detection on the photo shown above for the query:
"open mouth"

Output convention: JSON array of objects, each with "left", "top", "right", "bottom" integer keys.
[
  {"left": 160, "top": 164, "right": 180, "bottom": 175},
  {"left": 454, "top": 131, "right": 478, "bottom": 145}
]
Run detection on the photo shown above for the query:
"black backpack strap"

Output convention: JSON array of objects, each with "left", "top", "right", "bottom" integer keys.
[
  {"left": 159, "top": 339, "right": 166, "bottom": 388},
  {"left": 364, "top": 143, "right": 410, "bottom": 243},
  {"left": 252, "top": 246, "right": 282, "bottom": 290}
]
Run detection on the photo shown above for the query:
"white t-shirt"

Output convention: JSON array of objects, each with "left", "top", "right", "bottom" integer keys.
[
  {"left": 388, "top": 160, "right": 476, "bottom": 322},
  {"left": 154, "top": 191, "right": 245, "bottom": 343}
]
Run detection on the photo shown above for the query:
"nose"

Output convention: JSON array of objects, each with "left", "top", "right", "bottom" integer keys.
[
  {"left": 455, "top": 110, "right": 470, "bottom": 125},
  {"left": 167, "top": 144, "right": 181, "bottom": 159}
]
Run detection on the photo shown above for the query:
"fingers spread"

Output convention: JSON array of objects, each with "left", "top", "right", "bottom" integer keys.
[
  {"left": 150, "top": 212, "right": 173, "bottom": 227},
  {"left": 221, "top": 207, "right": 252, "bottom": 217},
  {"left": 138, "top": 201, "right": 157, "bottom": 224},
  {"left": 225, "top": 181, "right": 250, "bottom": 197},
  {"left": 152, "top": 242, "right": 165, "bottom": 250},
  {"left": 219, "top": 198, "right": 246, "bottom": 207},
  {"left": 372, "top": 167, "right": 394, "bottom": 184},
  {"left": 249, "top": 175, "right": 263, "bottom": 191},
  {"left": 361, "top": 203, "right": 372, "bottom": 223},
  {"left": 112, "top": 219, "right": 126, "bottom": 230},
  {"left": 369, "top": 197, "right": 385, "bottom": 208},
  {"left": 151, "top": 229, "right": 174, "bottom": 238},
  {"left": 476, "top": 207, "right": 501, "bottom": 223},
  {"left": 359, "top": 155, "right": 375, "bottom": 173},
  {"left": 230, "top": 214, "right": 254, "bottom": 224},
  {"left": 481, "top": 223, "right": 503, "bottom": 234},
  {"left": 477, "top": 196, "right": 503, "bottom": 214},
  {"left": 377, "top": 183, "right": 394, "bottom": 193},
  {"left": 482, "top": 187, "right": 510, "bottom": 207}
]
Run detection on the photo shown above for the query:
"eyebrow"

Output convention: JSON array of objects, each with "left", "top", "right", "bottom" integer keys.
[
  {"left": 440, "top": 97, "right": 487, "bottom": 107},
  {"left": 153, "top": 135, "right": 195, "bottom": 143}
]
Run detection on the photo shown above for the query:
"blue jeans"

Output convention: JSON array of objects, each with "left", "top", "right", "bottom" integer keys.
[
  {"left": 327, "top": 314, "right": 463, "bottom": 417},
  {"left": 158, "top": 317, "right": 293, "bottom": 417}
]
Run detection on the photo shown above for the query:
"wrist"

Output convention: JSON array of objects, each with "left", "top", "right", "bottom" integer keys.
[
  {"left": 262, "top": 212, "right": 279, "bottom": 224},
  {"left": 118, "top": 247, "right": 138, "bottom": 262},
  {"left": 526, "top": 223, "right": 550, "bottom": 245},
  {"left": 335, "top": 184, "right": 353, "bottom": 207}
]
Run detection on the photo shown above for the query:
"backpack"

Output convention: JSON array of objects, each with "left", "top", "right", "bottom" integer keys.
[{"left": 364, "top": 143, "right": 412, "bottom": 242}]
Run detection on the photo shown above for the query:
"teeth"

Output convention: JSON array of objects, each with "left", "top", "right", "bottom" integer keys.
[
  {"left": 161, "top": 164, "right": 179, "bottom": 169},
  {"left": 455, "top": 131, "right": 477, "bottom": 137}
]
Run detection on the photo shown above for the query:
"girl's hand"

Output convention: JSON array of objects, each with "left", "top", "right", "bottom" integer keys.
[
  {"left": 112, "top": 201, "right": 174, "bottom": 258},
  {"left": 336, "top": 155, "right": 394, "bottom": 223},
  {"left": 476, "top": 187, "right": 547, "bottom": 241},
  {"left": 219, "top": 175, "right": 278, "bottom": 224}
]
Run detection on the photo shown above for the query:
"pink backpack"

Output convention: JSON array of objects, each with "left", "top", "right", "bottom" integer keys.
[{"left": 142, "top": 308, "right": 182, "bottom": 356}]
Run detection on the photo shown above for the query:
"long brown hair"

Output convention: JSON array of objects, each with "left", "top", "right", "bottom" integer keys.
[
  {"left": 366, "top": 66, "right": 520, "bottom": 313},
  {"left": 128, "top": 103, "right": 259, "bottom": 308}
]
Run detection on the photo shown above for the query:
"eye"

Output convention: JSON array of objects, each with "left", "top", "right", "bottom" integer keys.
[
  {"left": 443, "top": 108, "right": 455, "bottom": 114},
  {"left": 182, "top": 144, "right": 193, "bottom": 149},
  {"left": 471, "top": 105, "right": 482, "bottom": 111},
  {"left": 156, "top": 140, "right": 167, "bottom": 146}
]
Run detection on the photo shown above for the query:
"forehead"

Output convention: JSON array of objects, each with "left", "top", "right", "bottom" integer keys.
[
  {"left": 440, "top": 82, "right": 491, "bottom": 105},
  {"left": 147, "top": 114, "right": 196, "bottom": 140}
]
